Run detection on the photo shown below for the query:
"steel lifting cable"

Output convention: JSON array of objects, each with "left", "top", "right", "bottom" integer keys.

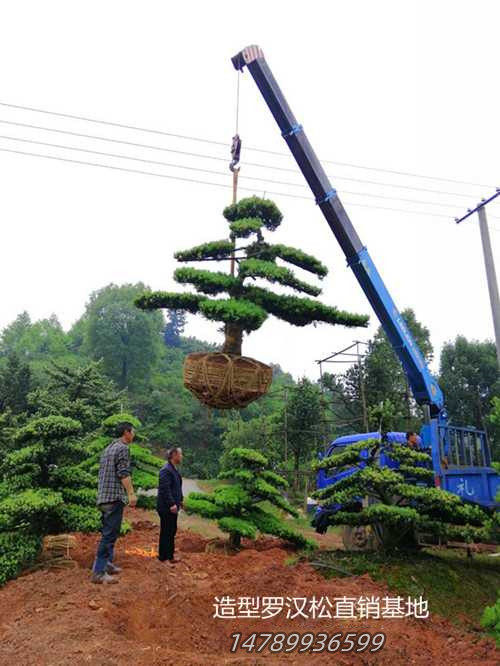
[{"left": 229, "top": 71, "right": 242, "bottom": 277}]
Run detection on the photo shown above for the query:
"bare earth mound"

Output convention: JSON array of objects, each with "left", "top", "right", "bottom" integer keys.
[{"left": 0, "top": 509, "right": 496, "bottom": 665}]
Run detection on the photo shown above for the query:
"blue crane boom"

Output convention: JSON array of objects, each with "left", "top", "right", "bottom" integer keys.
[
  {"left": 232, "top": 46, "right": 500, "bottom": 511},
  {"left": 231, "top": 45, "right": 444, "bottom": 418}
]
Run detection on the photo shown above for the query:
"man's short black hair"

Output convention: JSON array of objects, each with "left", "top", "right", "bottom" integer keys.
[
  {"left": 406, "top": 431, "right": 417, "bottom": 440},
  {"left": 116, "top": 422, "right": 134, "bottom": 437},
  {"left": 168, "top": 446, "right": 182, "bottom": 461}
]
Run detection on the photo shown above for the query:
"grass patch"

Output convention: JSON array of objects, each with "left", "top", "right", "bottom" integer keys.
[{"left": 312, "top": 547, "right": 500, "bottom": 627}]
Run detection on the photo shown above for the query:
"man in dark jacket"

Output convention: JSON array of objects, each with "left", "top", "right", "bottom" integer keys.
[{"left": 157, "top": 447, "right": 183, "bottom": 564}]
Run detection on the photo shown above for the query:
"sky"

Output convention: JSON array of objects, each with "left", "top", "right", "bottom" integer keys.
[{"left": 0, "top": 0, "right": 499, "bottom": 381}]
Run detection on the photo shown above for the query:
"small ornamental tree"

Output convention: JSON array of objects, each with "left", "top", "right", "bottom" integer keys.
[
  {"left": 135, "top": 197, "right": 367, "bottom": 396},
  {"left": 184, "top": 447, "right": 316, "bottom": 550},
  {"left": 0, "top": 415, "right": 99, "bottom": 533},
  {"left": 312, "top": 439, "right": 491, "bottom": 551}
]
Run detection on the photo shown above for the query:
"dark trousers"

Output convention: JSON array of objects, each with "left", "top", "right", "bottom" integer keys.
[
  {"left": 158, "top": 511, "right": 178, "bottom": 561},
  {"left": 93, "top": 501, "right": 124, "bottom": 574}
]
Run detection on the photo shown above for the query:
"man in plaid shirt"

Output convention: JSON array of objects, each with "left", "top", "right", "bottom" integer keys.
[{"left": 91, "top": 422, "right": 137, "bottom": 584}]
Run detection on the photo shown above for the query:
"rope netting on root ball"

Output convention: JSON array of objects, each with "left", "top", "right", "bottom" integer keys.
[{"left": 183, "top": 352, "right": 272, "bottom": 409}]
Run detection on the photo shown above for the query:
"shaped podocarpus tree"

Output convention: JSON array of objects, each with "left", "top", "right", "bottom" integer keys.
[
  {"left": 312, "top": 438, "right": 490, "bottom": 552},
  {"left": 184, "top": 447, "right": 316, "bottom": 550},
  {"left": 0, "top": 415, "right": 98, "bottom": 534},
  {"left": 136, "top": 196, "right": 368, "bottom": 408}
]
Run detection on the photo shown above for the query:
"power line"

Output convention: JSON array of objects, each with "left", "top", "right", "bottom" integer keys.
[
  {"left": 0, "top": 146, "right": 461, "bottom": 219},
  {"left": 0, "top": 100, "right": 494, "bottom": 189},
  {"left": 2, "top": 144, "right": 500, "bottom": 225},
  {"left": 0, "top": 118, "right": 487, "bottom": 200},
  {"left": 0, "top": 133, "right": 470, "bottom": 213}
]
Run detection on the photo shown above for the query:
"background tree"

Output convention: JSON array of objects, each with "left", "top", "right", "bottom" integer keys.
[
  {"left": 136, "top": 196, "right": 368, "bottom": 356},
  {"left": 284, "top": 378, "right": 325, "bottom": 481},
  {"left": 0, "top": 313, "right": 71, "bottom": 381},
  {"left": 82, "top": 283, "right": 164, "bottom": 390},
  {"left": 0, "top": 352, "right": 32, "bottom": 414},
  {"left": 320, "top": 309, "right": 433, "bottom": 435},
  {"left": 184, "top": 447, "right": 316, "bottom": 549},
  {"left": 313, "top": 438, "right": 490, "bottom": 551},
  {"left": 363, "top": 309, "right": 433, "bottom": 429},
  {"left": 0, "top": 311, "right": 32, "bottom": 356},
  {"left": 163, "top": 309, "right": 187, "bottom": 347},
  {"left": 220, "top": 413, "right": 282, "bottom": 466},
  {"left": 439, "top": 336, "right": 499, "bottom": 459},
  {"left": 27, "top": 360, "right": 124, "bottom": 434},
  {"left": 320, "top": 368, "right": 368, "bottom": 438}
]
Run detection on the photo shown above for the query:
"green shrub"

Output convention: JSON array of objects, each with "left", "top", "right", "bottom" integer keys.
[
  {"left": 101, "top": 413, "right": 141, "bottom": 437},
  {"left": 480, "top": 593, "right": 500, "bottom": 646},
  {"left": 56, "top": 503, "right": 101, "bottom": 533},
  {"left": 0, "top": 489, "right": 63, "bottom": 533},
  {"left": 218, "top": 516, "right": 257, "bottom": 539},
  {"left": 136, "top": 494, "right": 157, "bottom": 510},
  {"left": 130, "top": 444, "right": 164, "bottom": 470},
  {"left": 0, "top": 531, "right": 42, "bottom": 586},
  {"left": 120, "top": 520, "right": 132, "bottom": 536}
]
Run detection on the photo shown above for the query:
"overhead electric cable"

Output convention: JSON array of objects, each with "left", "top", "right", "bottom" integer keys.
[
  {"left": 0, "top": 146, "right": 463, "bottom": 219},
  {"left": 0, "top": 118, "right": 482, "bottom": 200},
  {"left": 0, "top": 133, "right": 471, "bottom": 212},
  {"left": 0, "top": 100, "right": 494, "bottom": 189}
]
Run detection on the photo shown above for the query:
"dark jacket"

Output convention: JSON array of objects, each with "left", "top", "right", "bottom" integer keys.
[{"left": 157, "top": 462, "right": 183, "bottom": 513}]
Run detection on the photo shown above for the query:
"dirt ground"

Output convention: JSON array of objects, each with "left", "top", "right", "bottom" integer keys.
[{"left": 0, "top": 508, "right": 496, "bottom": 666}]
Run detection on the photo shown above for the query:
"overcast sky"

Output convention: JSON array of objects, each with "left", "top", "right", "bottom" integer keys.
[{"left": 0, "top": 1, "right": 498, "bottom": 381}]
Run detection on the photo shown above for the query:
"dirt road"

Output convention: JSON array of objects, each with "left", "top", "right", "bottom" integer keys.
[{"left": 0, "top": 508, "right": 496, "bottom": 665}]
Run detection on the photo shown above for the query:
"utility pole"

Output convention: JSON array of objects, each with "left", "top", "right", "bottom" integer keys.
[
  {"left": 355, "top": 340, "right": 369, "bottom": 432},
  {"left": 456, "top": 189, "right": 500, "bottom": 367}
]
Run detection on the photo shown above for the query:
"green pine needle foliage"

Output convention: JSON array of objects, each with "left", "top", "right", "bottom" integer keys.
[
  {"left": 223, "top": 197, "right": 283, "bottom": 230},
  {"left": 135, "top": 196, "right": 368, "bottom": 354},
  {"left": 135, "top": 292, "right": 205, "bottom": 314},
  {"left": 174, "top": 268, "right": 239, "bottom": 295},
  {"left": 244, "top": 286, "right": 368, "bottom": 328},
  {"left": 184, "top": 446, "right": 314, "bottom": 549},
  {"left": 313, "top": 438, "right": 492, "bottom": 550},
  {"left": 480, "top": 593, "right": 500, "bottom": 646},
  {"left": 239, "top": 258, "right": 321, "bottom": 297},
  {"left": 229, "top": 218, "right": 264, "bottom": 239},
  {"left": 199, "top": 298, "right": 268, "bottom": 331},
  {"left": 175, "top": 240, "right": 233, "bottom": 262}
]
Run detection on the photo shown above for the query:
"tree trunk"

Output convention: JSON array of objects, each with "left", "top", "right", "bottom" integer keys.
[
  {"left": 222, "top": 324, "right": 243, "bottom": 356},
  {"left": 229, "top": 532, "right": 241, "bottom": 549}
]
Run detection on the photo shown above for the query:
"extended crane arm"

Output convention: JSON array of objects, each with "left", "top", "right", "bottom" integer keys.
[{"left": 232, "top": 45, "right": 444, "bottom": 416}]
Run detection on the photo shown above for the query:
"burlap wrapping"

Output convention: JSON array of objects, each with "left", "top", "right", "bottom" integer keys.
[{"left": 183, "top": 352, "right": 273, "bottom": 409}]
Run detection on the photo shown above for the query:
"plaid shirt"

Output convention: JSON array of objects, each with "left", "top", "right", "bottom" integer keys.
[{"left": 97, "top": 439, "right": 131, "bottom": 505}]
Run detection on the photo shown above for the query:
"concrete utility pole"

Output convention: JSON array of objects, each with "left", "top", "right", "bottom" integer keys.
[
  {"left": 477, "top": 206, "right": 500, "bottom": 367},
  {"left": 456, "top": 189, "right": 500, "bottom": 368}
]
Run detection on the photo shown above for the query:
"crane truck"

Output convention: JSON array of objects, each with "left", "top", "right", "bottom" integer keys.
[{"left": 231, "top": 46, "right": 500, "bottom": 541}]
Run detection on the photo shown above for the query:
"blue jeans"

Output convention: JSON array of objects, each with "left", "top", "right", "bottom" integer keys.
[{"left": 93, "top": 501, "right": 124, "bottom": 574}]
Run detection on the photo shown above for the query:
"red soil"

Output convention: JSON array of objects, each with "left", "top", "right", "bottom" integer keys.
[{"left": 0, "top": 508, "right": 496, "bottom": 665}]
